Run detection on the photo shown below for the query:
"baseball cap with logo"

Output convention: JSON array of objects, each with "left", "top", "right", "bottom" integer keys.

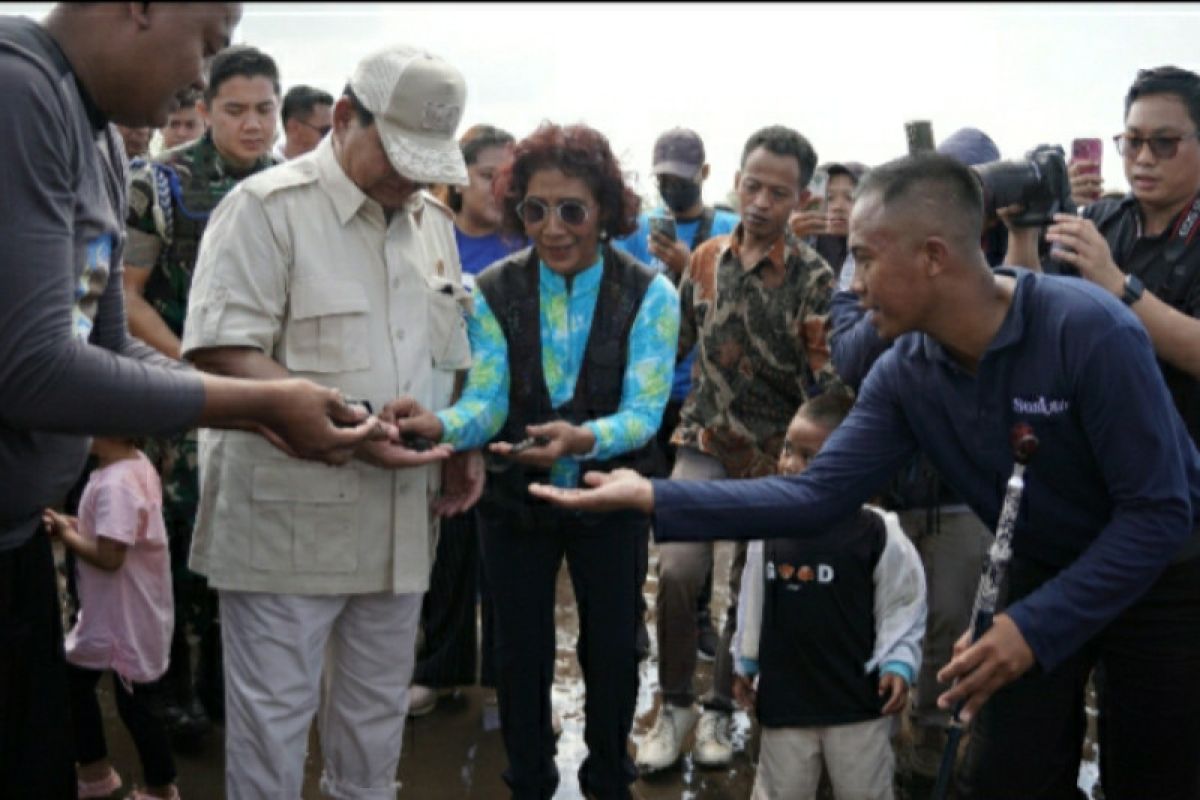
[
  {"left": 652, "top": 127, "right": 706, "bottom": 180},
  {"left": 348, "top": 45, "right": 469, "bottom": 186}
]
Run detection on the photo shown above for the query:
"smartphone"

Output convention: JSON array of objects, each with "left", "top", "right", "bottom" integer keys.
[
  {"left": 649, "top": 216, "right": 677, "bottom": 242},
  {"left": 905, "top": 120, "right": 936, "bottom": 155},
  {"left": 509, "top": 435, "right": 551, "bottom": 454},
  {"left": 1071, "top": 137, "right": 1102, "bottom": 175},
  {"left": 806, "top": 169, "right": 829, "bottom": 210}
]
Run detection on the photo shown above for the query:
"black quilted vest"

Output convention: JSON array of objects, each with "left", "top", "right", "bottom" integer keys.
[{"left": 475, "top": 243, "right": 658, "bottom": 505}]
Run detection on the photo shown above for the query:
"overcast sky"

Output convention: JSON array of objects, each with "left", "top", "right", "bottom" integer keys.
[{"left": 9, "top": 2, "right": 1200, "bottom": 203}]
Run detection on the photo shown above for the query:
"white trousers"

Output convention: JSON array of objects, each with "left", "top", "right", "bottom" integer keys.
[
  {"left": 751, "top": 716, "right": 895, "bottom": 800},
  {"left": 220, "top": 590, "right": 423, "bottom": 800}
]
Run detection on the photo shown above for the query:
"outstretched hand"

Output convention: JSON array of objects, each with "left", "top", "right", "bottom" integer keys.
[{"left": 527, "top": 468, "right": 655, "bottom": 514}]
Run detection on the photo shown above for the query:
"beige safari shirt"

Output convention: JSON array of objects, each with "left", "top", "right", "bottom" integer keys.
[{"left": 181, "top": 136, "right": 471, "bottom": 594}]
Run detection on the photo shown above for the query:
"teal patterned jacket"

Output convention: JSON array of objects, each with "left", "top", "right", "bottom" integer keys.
[{"left": 437, "top": 250, "right": 680, "bottom": 487}]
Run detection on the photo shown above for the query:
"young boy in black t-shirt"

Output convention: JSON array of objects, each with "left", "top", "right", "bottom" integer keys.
[{"left": 733, "top": 391, "right": 927, "bottom": 800}]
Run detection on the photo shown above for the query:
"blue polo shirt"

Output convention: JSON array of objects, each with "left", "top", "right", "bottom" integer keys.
[{"left": 654, "top": 268, "right": 1200, "bottom": 671}]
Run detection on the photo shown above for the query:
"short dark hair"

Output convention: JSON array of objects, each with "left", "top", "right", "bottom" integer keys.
[
  {"left": 281, "top": 85, "right": 334, "bottom": 125},
  {"left": 856, "top": 153, "right": 985, "bottom": 245},
  {"left": 797, "top": 386, "right": 856, "bottom": 431},
  {"left": 495, "top": 122, "right": 640, "bottom": 240},
  {"left": 174, "top": 87, "right": 201, "bottom": 111},
  {"left": 447, "top": 124, "right": 516, "bottom": 212},
  {"left": 740, "top": 125, "right": 819, "bottom": 189},
  {"left": 205, "top": 45, "right": 281, "bottom": 104},
  {"left": 341, "top": 83, "right": 375, "bottom": 127},
  {"left": 1125, "top": 65, "right": 1200, "bottom": 131}
]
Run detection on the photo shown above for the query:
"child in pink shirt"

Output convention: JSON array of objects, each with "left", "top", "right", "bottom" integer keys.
[{"left": 43, "top": 436, "right": 178, "bottom": 800}]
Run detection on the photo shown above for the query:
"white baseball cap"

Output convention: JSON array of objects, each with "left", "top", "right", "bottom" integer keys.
[{"left": 348, "top": 45, "right": 469, "bottom": 186}]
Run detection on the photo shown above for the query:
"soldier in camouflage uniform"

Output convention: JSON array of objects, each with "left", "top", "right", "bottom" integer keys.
[
  {"left": 122, "top": 45, "right": 282, "bottom": 738},
  {"left": 637, "top": 125, "right": 845, "bottom": 774}
]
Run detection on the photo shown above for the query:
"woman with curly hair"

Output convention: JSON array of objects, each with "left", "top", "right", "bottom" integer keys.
[{"left": 394, "top": 122, "right": 680, "bottom": 798}]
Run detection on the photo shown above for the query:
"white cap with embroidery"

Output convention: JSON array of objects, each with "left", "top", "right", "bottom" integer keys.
[{"left": 349, "top": 45, "right": 469, "bottom": 186}]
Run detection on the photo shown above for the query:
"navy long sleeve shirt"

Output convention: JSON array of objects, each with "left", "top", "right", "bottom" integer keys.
[{"left": 654, "top": 269, "right": 1200, "bottom": 671}]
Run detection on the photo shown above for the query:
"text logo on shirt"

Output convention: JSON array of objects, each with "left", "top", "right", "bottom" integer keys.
[
  {"left": 1012, "top": 395, "right": 1070, "bottom": 416},
  {"left": 766, "top": 561, "right": 835, "bottom": 589}
]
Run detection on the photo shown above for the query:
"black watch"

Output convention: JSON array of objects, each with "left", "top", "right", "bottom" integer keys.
[{"left": 1121, "top": 273, "right": 1145, "bottom": 306}]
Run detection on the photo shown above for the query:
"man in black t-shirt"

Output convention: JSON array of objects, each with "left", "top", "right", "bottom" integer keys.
[{"left": 1046, "top": 65, "right": 1200, "bottom": 444}]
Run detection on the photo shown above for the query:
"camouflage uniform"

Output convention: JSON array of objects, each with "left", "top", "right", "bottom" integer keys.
[
  {"left": 125, "top": 132, "right": 278, "bottom": 720},
  {"left": 674, "top": 228, "right": 843, "bottom": 478}
]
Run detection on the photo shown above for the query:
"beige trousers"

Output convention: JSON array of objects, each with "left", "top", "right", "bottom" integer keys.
[{"left": 751, "top": 716, "right": 895, "bottom": 800}]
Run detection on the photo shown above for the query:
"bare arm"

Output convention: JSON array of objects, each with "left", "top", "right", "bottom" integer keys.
[
  {"left": 1120, "top": 291, "right": 1200, "bottom": 377},
  {"left": 43, "top": 509, "right": 126, "bottom": 571},
  {"left": 1047, "top": 213, "right": 1200, "bottom": 377},
  {"left": 122, "top": 264, "right": 182, "bottom": 360},
  {"left": 190, "top": 346, "right": 438, "bottom": 467}
]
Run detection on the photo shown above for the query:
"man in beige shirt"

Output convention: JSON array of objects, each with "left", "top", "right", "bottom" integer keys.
[{"left": 181, "top": 45, "right": 480, "bottom": 799}]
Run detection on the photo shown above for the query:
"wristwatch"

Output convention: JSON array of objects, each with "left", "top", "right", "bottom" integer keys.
[{"left": 1121, "top": 273, "right": 1145, "bottom": 306}]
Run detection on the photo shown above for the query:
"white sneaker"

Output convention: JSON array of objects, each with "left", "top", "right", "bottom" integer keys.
[
  {"left": 636, "top": 704, "right": 699, "bottom": 772},
  {"left": 407, "top": 684, "right": 438, "bottom": 717},
  {"left": 692, "top": 709, "right": 733, "bottom": 767}
]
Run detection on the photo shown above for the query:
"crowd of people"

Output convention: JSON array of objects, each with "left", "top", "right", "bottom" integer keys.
[{"left": 2, "top": 4, "right": 1200, "bottom": 800}]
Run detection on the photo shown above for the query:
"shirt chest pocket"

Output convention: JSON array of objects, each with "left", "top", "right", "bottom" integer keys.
[
  {"left": 284, "top": 280, "right": 371, "bottom": 373},
  {"left": 249, "top": 464, "right": 360, "bottom": 573},
  {"left": 425, "top": 274, "right": 472, "bottom": 370}
]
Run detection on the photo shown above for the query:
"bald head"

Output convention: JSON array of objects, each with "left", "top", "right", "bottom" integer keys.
[{"left": 854, "top": 153, "right": 985, "bottom": 258}]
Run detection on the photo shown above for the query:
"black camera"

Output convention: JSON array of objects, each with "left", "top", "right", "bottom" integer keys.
[{"left": 973, "top": 144, "right": 1076, "bottom": 227}]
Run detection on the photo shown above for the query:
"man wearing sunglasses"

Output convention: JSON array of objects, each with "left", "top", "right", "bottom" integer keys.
[
  {"left": 276, "top": 83, "right": 334, "bottom": 161},
  {"left": 1047, "top": 65, "right": 1200, "bottom": 446},
  {"left": 121, "top": 44, "right": 284, "bottom": 739}
]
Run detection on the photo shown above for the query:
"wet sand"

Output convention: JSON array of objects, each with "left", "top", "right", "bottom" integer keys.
[{"left": 87, "top": 541, "right": 1098, "bottom": 799}]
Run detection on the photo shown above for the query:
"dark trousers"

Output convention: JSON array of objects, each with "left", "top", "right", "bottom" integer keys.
[
  {"left": 958, "top": 555, "right": 1200, "bottom": 799},
  {"left": 414, "top": 509, "right": 497, "bottom": 688},
  {"left": 481, "top": 499, "right": 643, "bottom": 799},
  {"left": 0, "top": 532, "right": 74, "bottom": 800},
  {"left": 163, "top": 504, "right": 222, "bottom": 720},
  {"left": 66, "top": 663, "right": 176, "bottom": 787}
]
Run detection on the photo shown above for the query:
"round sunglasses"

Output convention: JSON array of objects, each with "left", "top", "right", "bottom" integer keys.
[{"left": 515, "top": 198, "right": 593, "bottom": 227}]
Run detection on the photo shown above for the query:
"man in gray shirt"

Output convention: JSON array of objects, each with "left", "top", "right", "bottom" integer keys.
[{"left": 0, "top": 6, "right": 410, "bottom": 797}]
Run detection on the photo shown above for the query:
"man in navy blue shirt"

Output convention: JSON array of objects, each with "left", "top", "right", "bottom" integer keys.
[{"left": 533, "top": 154, "right": 1200, "bottom": 799}]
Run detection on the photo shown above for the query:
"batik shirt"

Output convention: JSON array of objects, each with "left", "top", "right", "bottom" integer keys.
[
  {"left": 438, "top": 252, "right": 680, "bottom": 487},
  {"left": 673, "top": 226, "right": 841, "bottom": 478}
]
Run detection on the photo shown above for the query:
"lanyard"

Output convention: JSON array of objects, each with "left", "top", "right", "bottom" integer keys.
[{"left": 1159, "top": 193, "right": 1200, "bottom": 305}]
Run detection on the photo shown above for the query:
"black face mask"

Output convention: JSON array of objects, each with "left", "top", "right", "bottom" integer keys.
[{"left": 659, "top": 179, "right": 702, "bottom": 213}]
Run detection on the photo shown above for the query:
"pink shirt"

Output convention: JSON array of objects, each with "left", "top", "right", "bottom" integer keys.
[{"left": 65, "top": 451, "right": 173, "bottom": 683}]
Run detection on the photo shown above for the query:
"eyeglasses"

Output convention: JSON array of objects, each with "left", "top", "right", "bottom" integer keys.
[
  {"left": 1113, "top": 131, "right": 1200, "bottom": 160},
  {"left": 515, "top": 198, "right": 593, "bottom": 227},
  {"left": 296, "top": 119, "right": 332, "bottom": 137}
]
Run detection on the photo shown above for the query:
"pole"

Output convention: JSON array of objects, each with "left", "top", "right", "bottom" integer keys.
[{"left": 931, "top": 423, "right": 1039, "bottom": 800}]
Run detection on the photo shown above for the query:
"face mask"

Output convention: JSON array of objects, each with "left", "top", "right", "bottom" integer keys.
[{"left": 660, "top": 179, "right": 702, "bottom": 213}]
